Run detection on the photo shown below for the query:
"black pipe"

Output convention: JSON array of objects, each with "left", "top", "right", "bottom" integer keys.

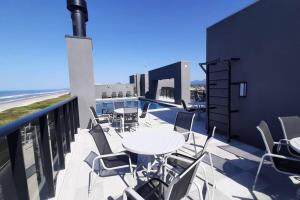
[{"left": 67, "top": 0, "right": 88, "bottom": 37}]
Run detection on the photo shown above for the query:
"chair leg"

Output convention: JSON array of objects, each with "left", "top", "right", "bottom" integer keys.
[
  {"left": 192, "top": 132, "right": 197, "bottom": 156},
  {"left": 208, "top": 153, "right": 216, "bottom": 200},
  {"left": 252, "top": 156, "right": 265, "bottom": 191},
  {"left": 88, "top": 170, "right": 92, "bottom": 194}
]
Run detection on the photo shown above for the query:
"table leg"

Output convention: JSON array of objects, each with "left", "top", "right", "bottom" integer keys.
[
  {"left": 122, "top": 113, "right": 125, "bottom": 132},
  {"left": 147, "top": 161, "right": 151, "bottom": 180}
]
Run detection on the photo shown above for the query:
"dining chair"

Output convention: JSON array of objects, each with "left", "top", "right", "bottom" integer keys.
[
  {"left": 124, "top": 107, "right": 139, "bottom": 132},
  {"left": 164, "top": 126, "right": 216, "bottom": 200},
  {"left": 112, "top": 101, "right": 125, "bottom": 130},
  {"left": 253, "top": 121, "right": 300, "bottom": 191},
  {"left": 87, "top": 124, "right": 137, "bottom": 193},
  {"left": 139, "top": 101, "right": 151, "bottom": 126},
  {"left": 112, "top": 91, "right": 117, "bottom": 98},
  {"left": 278, "top": 116, "right": 300, "bottom": 157},
  {"left": 173, "top": 111, "right": 197, "bottom": 155},
  {"left": 102, "top": 92, "right": 108, "bottom": 99},
  {"left": 181, "top": 99, "right": 198, "bottom": 112},
  {"left": 89, "top": 106, "right": 111, "bottom": 132},
  {"left": 123, "top": 151, "right": 210, "bottom": 200}
]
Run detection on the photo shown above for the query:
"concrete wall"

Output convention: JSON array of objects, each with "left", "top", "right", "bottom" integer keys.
[
  {"left": 148, "top": 61, "right": 190, "bottom": 104},
  {"left": 95, "top": 84, "right": 134, "bottom": 99},
  {"left": 66, "top": 36, "right": 95, "bottom": 128},
  {"left": 206, "top": 0, "right": 300, "bottom": 147},
  {"left": 129, "top": 74, "right": 148, "bottom": 97},
  {"left": 156, "top": 79, "right": 174, "bottom": 98},
  {"left": 140, "top": 74, "right": 149, "bottom": 96}
]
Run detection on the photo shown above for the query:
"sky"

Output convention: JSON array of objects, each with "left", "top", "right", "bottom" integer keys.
[{"left": 0, "top": 0, "right": 256, "bottom": 90}]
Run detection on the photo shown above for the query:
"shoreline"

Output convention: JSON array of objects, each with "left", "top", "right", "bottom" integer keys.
[{"left": 0, "top": 91, "right": 69, "bottom": 112}]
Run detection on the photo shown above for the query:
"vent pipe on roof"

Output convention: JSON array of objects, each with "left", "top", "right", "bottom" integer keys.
[{"left": 67, "top": 0, "right": 89, "bottom": 37}]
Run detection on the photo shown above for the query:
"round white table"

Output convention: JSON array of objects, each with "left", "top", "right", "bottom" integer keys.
[
  {"left": 122, "top": 130, "right": 185, "bottom": 155},
  {"left": 114, "top": 108, "right": 137, "bottom": 115},
  {"left": 289, "top": 137, "right": 300, "bottom": 154},
  {"left": 122, "top": 129, "right": 185, "bottom": 179}
]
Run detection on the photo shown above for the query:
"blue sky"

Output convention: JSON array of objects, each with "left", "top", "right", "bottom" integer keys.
[{"left": 0, "top": 0, "right": 255, "bottom": 90}]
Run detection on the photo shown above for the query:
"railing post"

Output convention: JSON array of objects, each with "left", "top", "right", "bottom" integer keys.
[
  {"left": 69, "top": 101, "right": 75, "bottom": 141},
  {"left": 63, "top": 105, "right": 71, "bottom": 153},
  {"left": 74, "top": 98, "right": 80, "bottom": 130},
  {"left": 7, "top": 130, "right": 30, "bottom": 200},
  {"left": 39, "top": 115, "right": 55, "bottom": 197},
  {"left": 54, "top": 109, "right": 65, "bottom": 169}
]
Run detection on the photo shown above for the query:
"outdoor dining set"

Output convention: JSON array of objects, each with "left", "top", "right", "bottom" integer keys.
[
  {"left": 87, "top": 101, "right": 216, "bottom": 200},
  {"left": 254, "top": 116, "right": 300, "bottom": 191}
]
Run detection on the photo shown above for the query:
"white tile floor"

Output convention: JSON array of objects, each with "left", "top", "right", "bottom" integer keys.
[{"left": 49, "top": 107, "right": 300, "bottom": 200}]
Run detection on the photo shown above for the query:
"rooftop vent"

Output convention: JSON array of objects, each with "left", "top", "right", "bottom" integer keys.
[{"left": 67, "top": 0, "right": 89, "bottom": 37}]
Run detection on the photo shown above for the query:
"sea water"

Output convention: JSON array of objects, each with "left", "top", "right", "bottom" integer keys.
[{"left": 0, "top": 89, "right": 68, "bottom": 104}]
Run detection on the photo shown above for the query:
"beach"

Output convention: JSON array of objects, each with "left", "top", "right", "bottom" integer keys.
[{"left": 0, "top": 91, "right": 68, "bottom": 112}]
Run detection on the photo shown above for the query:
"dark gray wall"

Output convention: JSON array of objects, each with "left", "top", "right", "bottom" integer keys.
[
  {"left": 140, "top": 74, "right": 149, "bottom": 96},
  {"left": 207, "top": 0, "right": 300, "bottom": 148},
  {"left": 148, "top": 61, "right": 190, "bottom": 104},
  {"left": 129, "top": 74, "right": 142, "bottom": 96}
]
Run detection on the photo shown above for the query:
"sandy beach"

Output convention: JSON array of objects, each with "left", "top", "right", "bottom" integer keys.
[{"left": 0, "top": 91, "right": 68, "bottom": 112}]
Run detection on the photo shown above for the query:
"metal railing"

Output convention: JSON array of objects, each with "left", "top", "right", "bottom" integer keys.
[{"left": 0, "top": 96, "right": 79, "bottom": 200}]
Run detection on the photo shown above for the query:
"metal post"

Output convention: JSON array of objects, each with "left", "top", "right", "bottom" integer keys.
[
  {"left": 39, "top": 115, "right": 55, "bottom": 197},
  {"left": 7, "top": 130, "right": 30, "bottom": 200},
  {"left": 69, "top": 102, "right": 75, "bottom": 141},
  {"left": 54, "top": 109, "right": 65, "bottom": 169},
  {"left": 63, "top": 105, "right": 71, "bottom": 153}
]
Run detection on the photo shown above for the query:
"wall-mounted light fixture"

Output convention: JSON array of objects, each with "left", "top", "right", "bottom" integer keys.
[{"left": 239, "top": 82, "right": 247, "bottom": 97}]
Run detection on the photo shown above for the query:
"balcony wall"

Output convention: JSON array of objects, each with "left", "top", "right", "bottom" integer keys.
[{"left": 207, "top": 0, "right": 300, "bottom": 147}]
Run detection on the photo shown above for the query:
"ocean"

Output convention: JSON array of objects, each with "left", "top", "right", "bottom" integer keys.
[{"left": 0, "top": 89, "right": 69, "bottom": 105}]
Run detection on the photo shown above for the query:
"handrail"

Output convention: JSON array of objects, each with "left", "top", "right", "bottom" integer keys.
[{"left": 0, "top": 96, "right": 77, "bottom": 137}]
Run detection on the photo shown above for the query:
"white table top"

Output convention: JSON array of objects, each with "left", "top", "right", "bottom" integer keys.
[
  {"left": 114, "top": 108, "right": 137, "bottom": 114},
  {"left": 122, "top": 129, "right": 185, "bottom": 155},
  {"left": 289, "top": 137, "right": 300, "bottom": 153}
]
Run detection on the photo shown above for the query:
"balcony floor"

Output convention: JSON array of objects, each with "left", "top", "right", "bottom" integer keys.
[{"left": 50, "top": 107, "right": 300, "bottom": 200}]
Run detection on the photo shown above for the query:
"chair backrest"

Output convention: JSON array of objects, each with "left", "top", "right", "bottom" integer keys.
[
  {"left": 126, "top": 91, "right": 131, "bottom": 97},
  {"left": 89, "top": 124, "right": 113, "bottom": 155},
  {"left": 89, "top": 106, "right": 100, "bottom": 124},
  {"left": 118, "top": 91, "right": 123, "bottom": 97},
  {"left": 140, "top": 101, "right": 150, "bottom": 118},
  {"left": 114, "top": 101, "right": 124, "bottom": 109},
  {"left": 197, "top": 126, "right": 216, "bottom": 157},
  {"left": 174, "top": 111, "right": 195, "bottom": 141},
  {"left": 102, "top": 92, "right": 107, "bottom": 98},
  {"left": 256, "top": 121, "right": 275, "bottom": 154},
  {"left": 181, "top": 100, "right": 188, "bottom": 111},
  {"left": 278, "top": 116, "right": 300, "bottom": 140},
  {"left": 124, "top": 107, "right": 139, "bottom": 123},
  {"left": 166, "top": 153, "right": 204, "bottom": 200},
  {"left": 194, "top": 92, "right": 200, "bottom": 101}
]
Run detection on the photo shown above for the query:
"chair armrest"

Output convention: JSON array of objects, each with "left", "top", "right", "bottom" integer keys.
[
  {"left": 274, "top": 139, "right": 289, "bottom": 145},
  {"left": 97, "top": 114, "right": 111, "bottom": 118},
  {"left": 265, "top": 153, "right": 300, "bottom": 162},
  {"left": 123, "top": 187, "right": 145, "bottom": 200},
  {"left": 165, "top": 153, "right": 195, "bottom": 164},
  {"left": 274, "top": 139, "right": 289, "bottom": 152},
  {"left": 149, "top": 177, "right": 169, "bottom": 187}
]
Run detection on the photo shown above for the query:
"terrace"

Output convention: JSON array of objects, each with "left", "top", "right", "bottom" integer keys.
[
  {"left": 1, "top": 95, "right": 298, "bottom": 200},
  {"left": 48, "top": 104, "right": 300, "bottom": 200},
  {"left": 1, "top": 0, "right": 300, "bottom": 200}
]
